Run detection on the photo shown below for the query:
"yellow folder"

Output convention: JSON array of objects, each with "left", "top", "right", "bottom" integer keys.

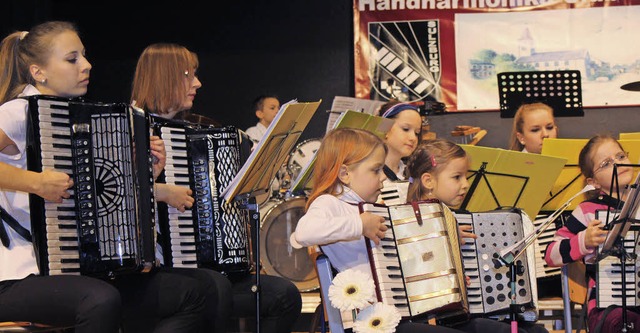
[
  {"left": 620, "top": 132, "right": 640, "bottom": 140},
  {"left": 459, "top": 145, "right": 567, "bottom": 219},
  {"left": 540, "top": 138, "right": 640, "bottom": 211}
]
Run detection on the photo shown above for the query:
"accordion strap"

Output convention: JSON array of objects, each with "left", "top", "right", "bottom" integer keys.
[{"left": 0, "top": 205, "right": 32, "bottom": 247}]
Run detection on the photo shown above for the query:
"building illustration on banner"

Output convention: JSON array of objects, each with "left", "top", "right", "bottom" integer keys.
[{"left": 456, "top": 7, "right": 640, "bottom": 110}]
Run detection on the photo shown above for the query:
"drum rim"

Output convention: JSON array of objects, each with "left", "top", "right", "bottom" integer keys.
[{"left": 259, "top": 196, "right": 319, "bottom": 292}]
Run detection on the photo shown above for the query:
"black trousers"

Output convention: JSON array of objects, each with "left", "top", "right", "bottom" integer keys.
[
  {"left": 0, "top": 274, "right": 121, "bottom": 333},
  {"left": 226, "top": 273, "right": 303, "bottom": 333},
  {"left": 111, "top": 267, "right": 207, "bottom": 333},
  {"left": 158, "top": 268, "right": 303, "bottom": 333}
]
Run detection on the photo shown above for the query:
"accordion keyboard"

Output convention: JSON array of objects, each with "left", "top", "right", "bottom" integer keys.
[{"left": 159, "top": 125, "right": 198, "bottom": 267}]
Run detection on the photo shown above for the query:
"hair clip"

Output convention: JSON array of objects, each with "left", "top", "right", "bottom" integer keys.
[
  {"left": 19, "top": 31, "right": 29, "bottom": 40},
  {"left": 430, "top": 155, "right": 437, "bottom": 167},
  {"left": 408, "top": 177, "right": 414, "bottom": 184}
]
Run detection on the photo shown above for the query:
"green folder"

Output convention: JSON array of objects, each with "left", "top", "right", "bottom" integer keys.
[{"left": 290, "top": 110, "right": 394, "bottom": 194}]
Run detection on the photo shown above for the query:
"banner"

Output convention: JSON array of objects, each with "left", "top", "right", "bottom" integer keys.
[{"left": 354, "top": 0, "right": 640, "bottom": 112}]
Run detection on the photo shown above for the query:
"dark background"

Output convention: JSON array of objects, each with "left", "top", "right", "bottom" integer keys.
[{"left": 3, "top": 0, "right": 639, "bottom": 149}]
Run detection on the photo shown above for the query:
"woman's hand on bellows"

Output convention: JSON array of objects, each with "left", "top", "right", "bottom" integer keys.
[
  {"left": 585, "top": 219, "right": 608, "bottom": 248},
  {"left": 37, "top": 169, "right": 73, "bottom": 203},
  {"left": 361, "top": 212, "right": 387, "bottom": 245}
]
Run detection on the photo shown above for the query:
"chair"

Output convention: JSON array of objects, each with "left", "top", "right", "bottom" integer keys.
[
  {"left": 561, "top": 261, "right": 588, "bottom": 333},
  {"left": 309, "top": 247, "right": 344, "bottom": 333}
]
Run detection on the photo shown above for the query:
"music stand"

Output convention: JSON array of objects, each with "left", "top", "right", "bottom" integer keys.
[
  {"left": 595, "top": 166, "right": 640, "bottom": 333},
  {"left": 221, "top": 99, "right": 321, "bottom": 333},
  {"left": 497, "top": 70, "right": 584, "bottom": 118},
  {"left": 459, "top": 145, "right": 566, "bottom": 219},
  {"left": 289, "top": 110, "right": 395, "bottom": 194},
  {"left": 486, "top": 183, "right": 593, "bottom": 333}
]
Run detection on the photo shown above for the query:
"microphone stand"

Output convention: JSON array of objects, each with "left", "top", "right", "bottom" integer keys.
[{"left": 493, "top": 185, "right": 595, "bottom": 333}]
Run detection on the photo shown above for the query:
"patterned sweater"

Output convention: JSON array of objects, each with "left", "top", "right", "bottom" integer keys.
[{"left": 544, "top": 192, "right": 626, "bottom": 314}]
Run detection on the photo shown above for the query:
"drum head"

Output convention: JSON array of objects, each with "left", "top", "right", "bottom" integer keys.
[
  {"left": 259, "top": 197, "right": 318, "bottom": 292},
  {"left": 287, "top": 139, "right": 321, "bottom": 182}
]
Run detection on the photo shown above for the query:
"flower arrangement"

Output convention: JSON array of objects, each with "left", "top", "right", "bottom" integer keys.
[{"left": 327, "top": 269, "right": 402, "bottom": 333}]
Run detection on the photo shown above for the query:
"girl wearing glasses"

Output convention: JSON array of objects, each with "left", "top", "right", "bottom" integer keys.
[{"left": 544, "top": 134, "right": 638, "bottom": 333}]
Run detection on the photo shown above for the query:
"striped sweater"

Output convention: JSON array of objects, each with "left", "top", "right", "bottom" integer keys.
[{"left": 544, "top": 192, "right": 625, "bottom": 314}]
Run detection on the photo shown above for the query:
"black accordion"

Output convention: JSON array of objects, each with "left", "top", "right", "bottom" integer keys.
[
  {"left": 25, "top": 95, "right": 157, "bottom": 279},
  {"left": 151, "top": 116, "right": 252, "bottom": 277}
]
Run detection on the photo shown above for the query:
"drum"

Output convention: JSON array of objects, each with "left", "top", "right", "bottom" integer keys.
[
  {"left": 287, "top": 138, "right": 321, "bottom": 182},
  {"left": 259, "top": 196, "right": 319, "bottom": 292}
]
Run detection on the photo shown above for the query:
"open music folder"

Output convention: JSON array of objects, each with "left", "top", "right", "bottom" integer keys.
[
  {"left": 290, "top": 110, "right": 394, "bottom": 194},
  {"left": 620, "top": 132, "right": 640, "bottom": 140},
  {"left": 541, "top": 138, "right": 640, "bottom": 211},
  {"left": 222, "top": 100, "right": 321, "bottom": 202},
  {"left": 459, "top": 145, "right": 566, "bottom": 219}
]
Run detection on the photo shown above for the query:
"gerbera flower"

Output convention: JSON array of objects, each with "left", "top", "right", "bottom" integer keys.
[
  {"left": 328, "top": 269, "right": 376, "bottom": 312},
  {"left": 353, "top": 302, "right": 402, "bottom": 333}
]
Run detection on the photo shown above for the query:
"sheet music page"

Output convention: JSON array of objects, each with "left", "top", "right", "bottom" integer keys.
[
  {"left": 326, "top": 96, "right": 387, "bottom": 133},
  {"left": 221, "top": 99, "right": 320, "bottom": 202}
]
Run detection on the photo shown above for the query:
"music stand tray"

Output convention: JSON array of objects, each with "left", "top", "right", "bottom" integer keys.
[
  {"left": 222, "top": 100, "right": 321, "bottom": 202},
  {"left": 290, "top": 110, "right": 394, "bottom": 194},
  {"left": 459, "top": 145, "right": 566, "bottom": 219},
  {"left": 497, "top": 70, "right": 583, "bottom": 118}
]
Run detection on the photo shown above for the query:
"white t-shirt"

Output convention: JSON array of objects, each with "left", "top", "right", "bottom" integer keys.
[
  {"left": 0, "top": 85, "right": 41, "bottom": 281},
  {"left": 245, "top": 122, "right": 267, "bottom": 144}
]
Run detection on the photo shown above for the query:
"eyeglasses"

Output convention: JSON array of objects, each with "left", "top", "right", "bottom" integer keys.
[
  {"left": 593, "top": 151, "right": 629, "bottom": 174},
  {"left": 183, "top": 70, "right": 198, "bottom": 79}
]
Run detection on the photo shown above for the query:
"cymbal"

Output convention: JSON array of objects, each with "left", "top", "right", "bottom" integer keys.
[{"left": 620, "top": 81, "right": 640, "bottom": 91}]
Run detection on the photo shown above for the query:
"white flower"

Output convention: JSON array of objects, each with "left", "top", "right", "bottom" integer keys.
[
  {"left": 328, "top": 269, "right": 376, "bottom": 312},
  {"left": 353, "top": 302, "right": 402, "bottom": 333}
]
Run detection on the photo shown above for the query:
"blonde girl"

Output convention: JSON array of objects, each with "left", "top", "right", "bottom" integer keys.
[
  {"left": 509, "top": 102, "right": 558, "bottom": 154},
  {"left": 377, "top": 101, "right": 422, "bottom": 181},
  {"left": 404, "top": 139, "right": 549, "bottom": 333}
]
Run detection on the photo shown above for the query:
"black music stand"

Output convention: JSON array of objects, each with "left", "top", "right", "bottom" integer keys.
[
  {"left": 222, "top": 100, "right": 321, "bottom": 333},
  {"left": 595, "top": 165, "right": 640, "bottom": 333},
  {"left": 460, "top": 145, "right": 566, "bottom": 219},
  {"left": 493, "top": 184, "right": 596, "bottom": 333},
  {"left": 497, "top": 70, "right": 584, "bottom": 118}
]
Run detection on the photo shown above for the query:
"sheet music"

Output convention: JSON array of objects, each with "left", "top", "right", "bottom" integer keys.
[
  {"left": 326, "top": 96, "right": 387, "bottom": 133},
  {"left": 221, "top": 100, "right": 321, "bottom": 202}
]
